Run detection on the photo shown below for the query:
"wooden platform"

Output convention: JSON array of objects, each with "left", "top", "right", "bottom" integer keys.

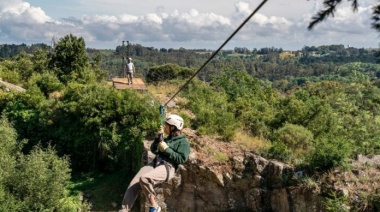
[{"left": 111, "top": 77, "right": 147, "bottom": 90}]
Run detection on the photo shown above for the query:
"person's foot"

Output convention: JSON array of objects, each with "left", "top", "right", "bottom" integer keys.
[
  {"left": 149, "top": 205, "right": 161, "bottom": 212},
  {"left": 118, "top": 206, "right": 127, "bottom": 212}
]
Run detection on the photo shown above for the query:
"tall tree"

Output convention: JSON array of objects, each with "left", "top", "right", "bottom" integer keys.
[{"left": 49, "top": 34, "right": 89, "bottom": 83}]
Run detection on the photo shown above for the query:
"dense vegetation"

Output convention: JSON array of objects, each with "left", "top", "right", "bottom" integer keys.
[{"left": 1, "top": 35, "right": 380, "bottom": 210}]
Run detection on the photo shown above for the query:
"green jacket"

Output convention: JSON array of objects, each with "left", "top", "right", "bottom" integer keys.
[{"left": 151, "top": 134, "right": 190, "bottom": 168}]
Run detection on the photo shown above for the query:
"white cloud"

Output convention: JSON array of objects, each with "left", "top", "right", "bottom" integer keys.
[
  {"left": 0, "top": 0, "right": 378, "bottom": 50},
  {"left": 0, "top": 1, "right": 52, "bottom": 24}
]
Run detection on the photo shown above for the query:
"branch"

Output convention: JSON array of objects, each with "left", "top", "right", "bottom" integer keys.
[
  {"left": 371, "top": 4, "right": 380, "bottom": 31},
  {"left": 308, "top": 0, "right": 361, "bottom": 30}
]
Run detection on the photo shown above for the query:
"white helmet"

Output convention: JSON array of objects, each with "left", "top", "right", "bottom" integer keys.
[{"left": 166, "top": 114, "right": 184, "bottom": 130}]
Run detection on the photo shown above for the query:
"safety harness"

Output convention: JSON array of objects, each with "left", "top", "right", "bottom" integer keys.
[{"left": 153, "top": 156, "right": 171, "bottom": 182}]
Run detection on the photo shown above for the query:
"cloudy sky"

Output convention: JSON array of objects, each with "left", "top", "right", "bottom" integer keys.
[{"left": 0, "top": 0, "right": 379, "bottom": 50}]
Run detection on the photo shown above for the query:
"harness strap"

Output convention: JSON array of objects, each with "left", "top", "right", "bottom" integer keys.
[
  {"left": 163, "top": 161, "right": 170, "bottom": 182},
  {"left": 153, "top": 156, "right": 171, "bottom": 182}
]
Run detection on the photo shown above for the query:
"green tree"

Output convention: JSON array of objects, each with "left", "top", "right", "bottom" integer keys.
[
  {"left": 31, "top": 49, "right": 49, "bottom": 73},
  {"left": 50, "top": 34, "right": 90, "bottom": 83},
  {"left": 14, "top": 52, "right": 33, "bottom": 82},
  {"left": 90, "top": 52, "right": 107, "bottom": 81}
]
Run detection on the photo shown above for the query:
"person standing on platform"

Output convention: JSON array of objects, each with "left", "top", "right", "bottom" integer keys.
[{"left": 125, "top": 57, "right": 135, "bottom": 85}]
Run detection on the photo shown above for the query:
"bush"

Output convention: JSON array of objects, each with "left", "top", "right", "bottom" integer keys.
[
  {"left": 324, "top": 191, "right": 349, "bottom": 212},
  {"left": 0, "top": 116, "right": 24, "bottom": 211},
  {"left": 264, "top": 141, "right": 292, "bottom": 162},
  {"left": 10, "top": 145, "right": 71, "bottom": 211},
  {"left": 308, "top": 136, "right": 352, "bottom": 171},
  {"left": 0, "top": 115, "right": 19, "bottom": 185},
  {"left": 0, "top": 116, "right": 85, "bottom": 211},
  {"left": 0, "top": 187, "right": 25, "bottom": 212},
  {"left": 0, "top": 60, "right": 22, "bottom": 84},
  {"left": 211, "top": 69, "right": 278, "bottom": 138},
  {"left": 51, "top": 82, "right": 158, "bottom": 172},
  {"left": 27, "top": 72, "right": 63, "bottom": 97},
  {"left": 146, "top": 63, "right": 194, "bottom": 83},
  {"left": 183, "top": 80, "right": 238, "bottom": 141},
  {"left": 273, "top": 123, "right": 314, "bottom": 162}
]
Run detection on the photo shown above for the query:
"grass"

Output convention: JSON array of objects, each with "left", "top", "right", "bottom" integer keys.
[
  {"left": 68, "top": 171, "right": 130, "bottom": 211},
  {"left": 146, "top": 82, "right": 181, "bottom": 96},
  {"left": 232, "top": 128, "right": 270, "bottom": 152},
  {"left": 215, "top": 152, "right": 229, "bottom": 163},
  {"left": 300, "top": 176, "right": 320, "bottom": 192}
]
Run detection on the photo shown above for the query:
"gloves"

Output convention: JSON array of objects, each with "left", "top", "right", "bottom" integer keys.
[
  {"left": 157, "top": 125, "right": 164, "bottom": 135},
  {"left": 158, "top": 141, "right": 169, "bottom": 152}
]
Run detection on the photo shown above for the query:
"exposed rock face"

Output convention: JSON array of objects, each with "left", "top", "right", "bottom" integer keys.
[
  {"left": 0, "top": 79, "right": 26, "bottom": 92},
  {"left": 140, "top": 132, "right": 379, "bottom": 212},
  {"left": 140, "top": 137, "right": 324, "bottom": 212},
  {"left": 157, "top": 154, "right": 323, "bottom": 212}
]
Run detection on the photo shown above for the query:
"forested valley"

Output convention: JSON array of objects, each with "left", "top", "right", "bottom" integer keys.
[{"left": 0, "top": 35, "right": 380, "bottom": 211}]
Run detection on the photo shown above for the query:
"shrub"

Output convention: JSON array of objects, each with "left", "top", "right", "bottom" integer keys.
[
  {"left": 27, "top": 72, "right": 63, "bottom": 97},
  {"left": 0, "top": 187, "right": 25, "bottom": 212},
  {"left": 215, "top": 152, "right": 229, "bottom": 163},
  {"left": 1, "top": 116, "right": 80, "bottom": 211},
  {"left": 0, "top": 115, "right": 19, "bottom": 185},
  {"left": 324, "top": 191, "right": 349, "bottom": 212},
  {"left": 183, "top": 80, "right": 238, "bottom": 141},
  {"left": 264, "top": 141, "right": 292, "bottom": 162},
  {"left": 51, "top": 82, "right": 158, "bottom": 172},
  {"left": 146, "top": 63, "right": 194, "bottom": 83},
  {"left": 0, "top": 60, "right": 22, "bottom": 84},
  {"left": 10, "top": 145, "right": 71, "bottom": 211},
  {"left": 273, "top": 123, "right": 314, "bottom": 161},
  {"left": 308, "top": 136, "right": 352, "bottom": 171}
]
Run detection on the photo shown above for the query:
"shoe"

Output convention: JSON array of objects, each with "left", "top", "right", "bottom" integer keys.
[
  {"left": 149, "top": 205, "right": 161, "bottom": 212},
  {"left": 118, "top": 206, "right": 127, "bottom": 212}
]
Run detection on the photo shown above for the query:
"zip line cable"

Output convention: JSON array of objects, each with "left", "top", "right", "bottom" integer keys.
[{"left": 163, "top": 0, "right": 268, "bottom": 107}]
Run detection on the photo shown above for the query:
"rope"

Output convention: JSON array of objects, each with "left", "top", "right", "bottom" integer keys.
[{"left": 164, "top": 0, "right": 268, "bottom": 106}]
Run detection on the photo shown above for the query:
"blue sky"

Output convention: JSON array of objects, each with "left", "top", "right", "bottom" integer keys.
[{"left": 1, "top": 0, "right": 379, "bottom": 50}]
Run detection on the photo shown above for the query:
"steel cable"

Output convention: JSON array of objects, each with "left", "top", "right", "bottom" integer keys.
[{"left": 164, "top": 0, "right": 268, "bottom": 106}]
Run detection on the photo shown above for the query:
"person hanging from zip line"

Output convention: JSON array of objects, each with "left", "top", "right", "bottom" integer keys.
[
  {"left": 125, "top": 57, "right": 135, "bottom": 85},
  {"left": 119, "top": 114, "right": 190, "bottom": 212}
]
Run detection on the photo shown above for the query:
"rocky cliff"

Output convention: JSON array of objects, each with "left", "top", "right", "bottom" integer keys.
[{"left": 139, "top": 128, "right": 379, "bottom": 212}]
